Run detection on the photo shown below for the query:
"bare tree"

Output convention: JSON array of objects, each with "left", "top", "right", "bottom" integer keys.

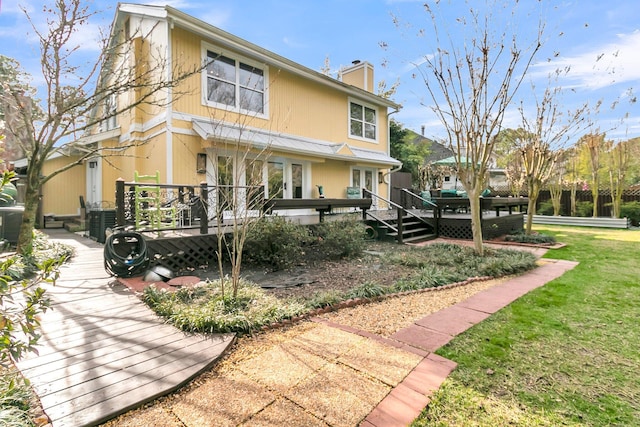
[
  {"left": 581, "top": 132, "right": 609, "bottom": 217},
  {"left": 515, "top": 83, "right": 588, "bottom": 233},
  {"left": 409, "top": 1, "right": 542, "bottom": 254},
  {"left": 1, "top": 0, "right": 202, "bottom": 255},
  {"left": 607, "top": 139, "right": 631, "bottom": 218}
]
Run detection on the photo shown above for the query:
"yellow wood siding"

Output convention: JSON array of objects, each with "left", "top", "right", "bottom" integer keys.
[
  {"left": 41, "top": 156, "right": 84, "bottom": 216},
  {"left": 170, "top": 27, "right": 390, "bottom": 154}
]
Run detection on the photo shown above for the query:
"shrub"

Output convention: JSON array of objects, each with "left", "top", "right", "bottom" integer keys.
[
  {"left": 537, "top": 200, "right": 555, "bottom": 216},
  {"left": 620, "top": 201, "right": 640, "bottom": 226},
  {"left": 576, "top": 201, "right": 593, "bottom": 217},
  {"left": 243, "top": 216, "right": 312, "bottom": 270},
  {"left": 310, "top": 217, "right": 367, "bottom": 259}
]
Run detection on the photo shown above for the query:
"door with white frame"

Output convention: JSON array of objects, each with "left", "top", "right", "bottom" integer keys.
[{"left": 351, "top": 167, "right": 377, "bottom": 207}]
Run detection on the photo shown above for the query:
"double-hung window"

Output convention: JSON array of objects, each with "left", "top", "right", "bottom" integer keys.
[
  {"left": 349, "top": 100, "right": 377, "bottom": 141},
  {"left": 205, "top": 50, "right": 265, "bottom": 115}
]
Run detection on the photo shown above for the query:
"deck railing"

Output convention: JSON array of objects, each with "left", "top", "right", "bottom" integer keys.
[
  {"left": 115, "top": 179, "right": 264, "bottom": 234},
  {"left": 363, "top": 188, "right": 439, "bottom": 243}
]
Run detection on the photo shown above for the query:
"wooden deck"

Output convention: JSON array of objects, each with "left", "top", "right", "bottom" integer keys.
[{"left": 15, "top": 230, "right": 235, "bottom": 427}]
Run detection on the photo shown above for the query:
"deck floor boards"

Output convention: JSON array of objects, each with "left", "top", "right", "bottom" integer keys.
[{"left": 15, "top": 230, "right": 235, "bottom": 427}]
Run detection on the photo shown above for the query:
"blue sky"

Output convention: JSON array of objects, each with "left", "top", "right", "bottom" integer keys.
[{"left": 1, "top": 0, "right": 638, "bottom": 142}]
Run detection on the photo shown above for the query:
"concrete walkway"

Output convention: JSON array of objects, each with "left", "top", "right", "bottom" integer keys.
[{"left": 14, "top": 230, "right": 235, "bottom": 427}]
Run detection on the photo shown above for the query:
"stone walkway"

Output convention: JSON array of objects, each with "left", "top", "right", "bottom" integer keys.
[{"left": 14, "top": 230, "right": 235, "bottom": 427}]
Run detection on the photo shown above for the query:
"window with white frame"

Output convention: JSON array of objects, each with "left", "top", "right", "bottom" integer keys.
[
  {"left": 349, "top": 100, "right": 377, "bottom": 141},
  {"left": 101, "top": 93, "right": 117, "bottom": 131},
  {"left": 205, "top": 50, "right": 265, "bottom": 115}
]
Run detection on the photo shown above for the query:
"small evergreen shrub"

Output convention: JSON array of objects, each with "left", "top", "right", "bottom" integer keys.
[
  {"left": 620, "top": 201, "right": 640, "bottom": 226},
  {"left": 310, "top": 217, "right": 367, "bottom": 259},
  {"left": 243, "top": 216, "right": 312, "bottom": 270},
  {"left": 576, "top": 201, "right": 594, "bottom": 217},
  {"left": 537, "top": 200, "right": 555, "bottom": 216}
]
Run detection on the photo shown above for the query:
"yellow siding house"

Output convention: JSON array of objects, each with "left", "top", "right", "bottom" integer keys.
[{"left": 47, "top": 3, "right": 401, "bottom": 218}]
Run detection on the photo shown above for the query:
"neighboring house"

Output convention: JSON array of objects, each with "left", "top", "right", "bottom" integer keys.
[
  {"left": 36, "top": 3, "right": 400, "bottom": 220},
  {"left": 409, "top": 132, "right": 505, "bottom": 191}
]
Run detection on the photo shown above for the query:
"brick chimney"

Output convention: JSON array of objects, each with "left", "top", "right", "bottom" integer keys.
[{"left": 339, "top": 60, "right": 374, "bottom": 93}]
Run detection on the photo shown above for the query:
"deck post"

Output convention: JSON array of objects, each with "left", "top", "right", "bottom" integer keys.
[
  {"left": 115, "top": 178, "right": 125, "bottom": 227},
  {"left": 396, "top": 206, "right": 404, "bottom": 244},
  {"left": 199, "top": 182, "right": 208, "bottom": 235}
]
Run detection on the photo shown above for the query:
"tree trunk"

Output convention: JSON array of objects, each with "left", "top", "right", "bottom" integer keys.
[
  {"left": 591, "top": 172, "right": 599, "bottom": 217},
  {"left": 525, "top": 197, "right": 537, "bottom": 234},
  {"left": 466, "top": 187, "right": 484, "bottom": 256},
  {"left": 17, "top": 174, "right": 41, "bottom": 255}
]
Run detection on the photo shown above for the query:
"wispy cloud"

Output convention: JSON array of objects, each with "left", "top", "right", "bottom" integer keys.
[
  {"left": 282, "top": 36, "right": 306, "bottom": 49},
  {"left": 532, "top": 30, "right": 640, "bottom": 90}
]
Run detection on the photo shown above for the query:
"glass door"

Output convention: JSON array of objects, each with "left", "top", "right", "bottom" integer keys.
[
  {"left": 291, "top": 163, "right": 303, "bottom": 199},
  {"left": 216, "top": 155, "right": 234, "bottom": 220},
  {"left": 267, "top": 161, "right": 284, "bottom": 199}
]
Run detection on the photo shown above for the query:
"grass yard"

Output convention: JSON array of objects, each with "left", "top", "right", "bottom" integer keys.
[{"left": 413, "top": 226, "right": 640, "bottom": 426}]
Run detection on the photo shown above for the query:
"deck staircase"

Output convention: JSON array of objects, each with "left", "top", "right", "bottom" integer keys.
[
  {"left": 376, "top": 214, "right": 438, "bottom": 244},
  {"left": 364, "top": 188, "right": 439, "bottom": 245}
]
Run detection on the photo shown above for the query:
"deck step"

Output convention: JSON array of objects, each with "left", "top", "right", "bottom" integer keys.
[{"left": 402, "top": 233, "right": 438, "bottom": 244}]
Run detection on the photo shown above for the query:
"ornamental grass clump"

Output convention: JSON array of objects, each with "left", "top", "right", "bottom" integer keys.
[
  {"left": 0, "top": 367, "right": 38, "bottom": 427},
  {"left": 345, "top": 281, "right": 387, "bottom": 299},
  {"left": 303, "top": 290, "right": 344, "bottom": 310},
  {"left": 387, "top": 243, "right": 537, "bottom": 280},
  {"left": 504, "top": 231, "right": 556, "bottom": 245},
  {"left": 142, "top": 280, "right": 306, "bottom": 334}
]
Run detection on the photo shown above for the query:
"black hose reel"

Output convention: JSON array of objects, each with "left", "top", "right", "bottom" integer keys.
[{"left": 104, "top": 231, "right": 150, "bottom": 278}]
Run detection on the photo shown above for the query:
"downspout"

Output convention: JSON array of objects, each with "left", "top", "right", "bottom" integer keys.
[{"left": 165, "top": 16, "right": 174, "bottom": 184}]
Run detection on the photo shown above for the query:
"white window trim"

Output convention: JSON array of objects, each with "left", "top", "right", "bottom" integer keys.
[
  {"left": 347, "top": 97, "right": 379, "bottom": 144},
  {"left": 201, "top": 42, "right": 269, "bottom": 119}
]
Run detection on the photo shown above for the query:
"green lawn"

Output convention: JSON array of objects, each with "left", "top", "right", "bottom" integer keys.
[{"left": 413, "top": 226, "right": 640, "bottom": 426}]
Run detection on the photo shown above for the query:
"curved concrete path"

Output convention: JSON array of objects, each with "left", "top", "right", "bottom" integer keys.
[{"left": 15, "top": 230, "right": 235, "bottom": 427}]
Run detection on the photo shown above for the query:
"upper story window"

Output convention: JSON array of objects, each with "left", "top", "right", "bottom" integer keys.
[
  {"left": 205, "top": 49, "right": 266, "bottom": 115},
  {"left": 349, "top": 100, "right": 377, "bottom": 142},
  {"left": 100, "top": 93, "right": 117, "bottom": 132}
]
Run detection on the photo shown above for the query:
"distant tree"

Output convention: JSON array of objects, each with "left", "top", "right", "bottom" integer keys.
[
  {"left": 1, "top": 0, "right": 202, "bottom": 255},
  {"left": 0, "top": 56, "right": 34, "bottom": 168},
  {"left": 606, "top": 139, "right": 631, "bottom": 218},
  {"left": 580, "top": 132, "right": 609, "bottom": 217},
  {"left": 389, "top": 121, "right": 431, "bottom": 187},
  {"left": 515, "top": 82, "right": 588, "bottom": 233},
  {"left": 406, "top": 1, "right": 542, "bottom": 254}
]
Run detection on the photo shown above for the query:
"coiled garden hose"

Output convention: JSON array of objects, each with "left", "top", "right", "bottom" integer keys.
[{"left": 103, "top": 232, "right": 150, "bottom": 277}]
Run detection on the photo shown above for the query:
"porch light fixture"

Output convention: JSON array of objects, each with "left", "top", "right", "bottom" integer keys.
[
  {"left": 89, "top": 161, "right": 97, "bottom": 169},
  {"left": 378, "top": 171, "right": 384, "bottom": 184},
  {"left": 197, "top": 153, "right": 206, "bottom": 174}
]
